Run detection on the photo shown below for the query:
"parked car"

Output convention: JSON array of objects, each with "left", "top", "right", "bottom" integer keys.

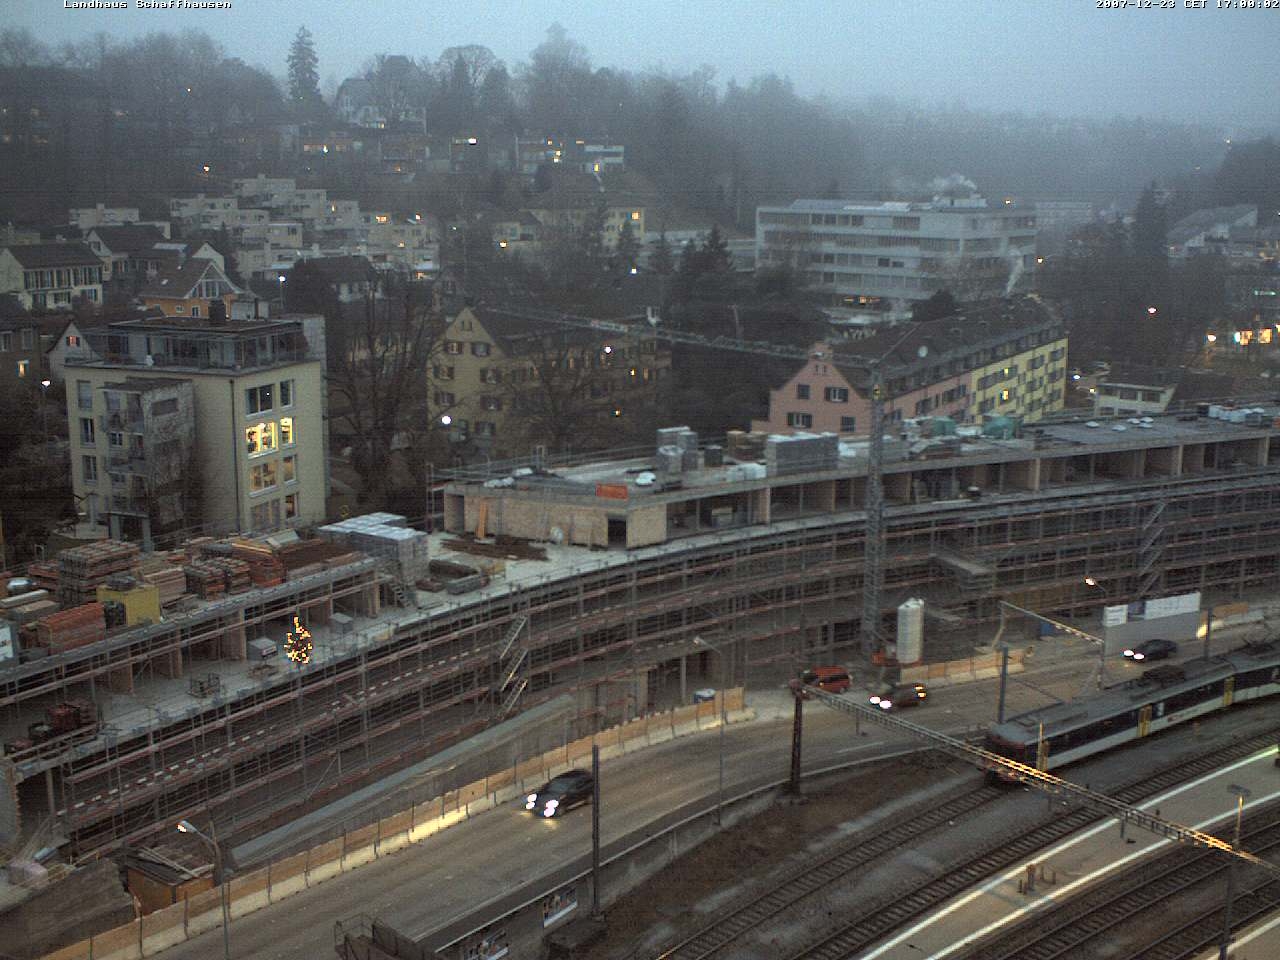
[
  {"left": 525, "top": 769, "right": 594, "bottom": 818},
  {"left": 800, "top": 666, "right": 852, "bottom": 694},
  {"left": 869, "top": 682, "right": 928, "bottom": 711},
  {"left": 1123, "top": 638, "right": 1178, "bottom": 662}
]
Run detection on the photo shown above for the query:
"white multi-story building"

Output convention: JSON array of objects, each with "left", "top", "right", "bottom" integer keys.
[{"left": 755, "top": 195, "right": 1037, "bottom": 314}]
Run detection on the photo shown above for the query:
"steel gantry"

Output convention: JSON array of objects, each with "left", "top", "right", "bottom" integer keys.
[{"left": 802, "top": 685, "right": 1280, "bottom": 876}]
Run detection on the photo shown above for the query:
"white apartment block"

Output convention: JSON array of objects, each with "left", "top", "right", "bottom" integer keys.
[
  {"left": 756, "top": 195, "right": 1037, "bottom": 314},
  {"left": 69, "top": 204, "right": 140, "bottom": 231}
]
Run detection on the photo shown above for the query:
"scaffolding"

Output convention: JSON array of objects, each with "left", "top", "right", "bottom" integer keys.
[{"left": 6, "top": 435, "right": 1280, "bottom": 862}]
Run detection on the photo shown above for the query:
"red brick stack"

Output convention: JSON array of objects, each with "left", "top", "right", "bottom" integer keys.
[
  {"left": 57, "top": 541, "right": 140, "bottom": 606},
  {"left": 183, "top": 561, "right": 227, "bottom": 600},
  {"left": 230, "top": 541, "right": 287, "bottom": 588},
  {"left": 34, "top": 603, "right": 107, "bottom": 653},
  {"left": 26, "top": 561, "right": 59, "bottom": 593},
  {"left": 206, "top": 558, "right": 252, "bottom": 593}
]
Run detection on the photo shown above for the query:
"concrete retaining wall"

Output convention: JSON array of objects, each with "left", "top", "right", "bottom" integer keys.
[{"left": 38, "top": 691, "right": 748, "bottom": 960}]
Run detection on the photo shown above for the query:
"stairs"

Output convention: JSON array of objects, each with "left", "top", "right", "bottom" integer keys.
[{"left": 496, "top": 616, "right": 529, "bottom": 717}]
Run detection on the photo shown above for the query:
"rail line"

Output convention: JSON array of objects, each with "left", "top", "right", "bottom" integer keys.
[
  {"left": 649, "top": 722, "right": 1280, "bottom": 960},
  {"left": 954, "top": 801, "right": 1280, "bottom": 960}
]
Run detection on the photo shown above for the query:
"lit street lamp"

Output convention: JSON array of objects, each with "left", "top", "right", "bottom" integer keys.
[
  {"left": 176, "top": 819, "right": 231, "bottom": 960},
  {"left": 1219, "top": 784, "right": 1252, "bottom": 960},
  {"left": 693, "top": 636, "right": 730, "bottom": 826},
  {"left": 1084, "top": 576, "right": 1107, "bottom": 687},
  {"left": 38, "top": 378, "right": 51, "bottom": 446}
]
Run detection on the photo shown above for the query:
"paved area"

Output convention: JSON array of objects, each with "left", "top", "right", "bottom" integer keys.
[{"left": 862, "top": 747, "right": 1280, "bottom": 960}]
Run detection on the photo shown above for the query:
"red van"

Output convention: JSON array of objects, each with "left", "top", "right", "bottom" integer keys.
[{"left": 800, "top": 666, "right": 852, "bottom": 694}]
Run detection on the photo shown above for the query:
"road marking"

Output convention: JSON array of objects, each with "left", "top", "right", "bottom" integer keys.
[{"left": 860, "top": 749, "right": 1280, "bottom": 960}]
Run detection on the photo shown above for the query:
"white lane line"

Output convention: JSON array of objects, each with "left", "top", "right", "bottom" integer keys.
[{"left": 860, "top": 749, "right": 1279, "bottom": 960}]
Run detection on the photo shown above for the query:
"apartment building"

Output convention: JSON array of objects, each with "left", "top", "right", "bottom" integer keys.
[
  {"left": 84, "top": 224, "right": 168, "bottom": 285},
  {"left": 428, "top": 306, "right": 670, "bottom": 456},
  {"left": 755, "top": 194, "right": 1037, "bottom": 314},
  {"left": 65, "top": 314, "right": 327, "bottom": 539},
  {"left": 0, "top": 307, "right": 42, "bottom": 383},
  {"left": 0, "top": 242, "right": 104, "bottom": 311},
  {"left": 68, "top": 204, "right": 140, "bottom": 231},
  {"left": 752, "top": 297, "right": 1066, "bottom": 435}
]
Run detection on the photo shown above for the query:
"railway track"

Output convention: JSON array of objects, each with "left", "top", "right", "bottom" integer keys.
[
  {"left": 649, "top": 723, "right": 1280, "bottom": 960},
  {"left": 955, "top": 801, "right": 1280, "bottom": 960}
]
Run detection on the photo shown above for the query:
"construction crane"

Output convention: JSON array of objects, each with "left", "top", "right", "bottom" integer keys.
[{"left": 481, "top": 305, "right": 921, "bottom": 660}]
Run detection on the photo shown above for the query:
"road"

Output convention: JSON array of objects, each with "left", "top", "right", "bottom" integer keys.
[{"left": 146, "top": 634, "right": 1234, "bottom": 960}]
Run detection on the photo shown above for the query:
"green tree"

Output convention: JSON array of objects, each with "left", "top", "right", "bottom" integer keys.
[
  {"left": 286, "top": 26, "right": 320, "bottom": 114},
  {"left": 649, "top": 232, "right": 675, "bottom": 276},
  {"left": 614, "top": 220, "right": 640, "bottom": 273},
  {"left": 1132, "top": 182, "right": 1168, "bottom": 262},
  {"left": 912, "top": 290, "right": 958, "bottom": 322},
  {"left": 701, "top": 225, "right": 733, "bottom": 273}
]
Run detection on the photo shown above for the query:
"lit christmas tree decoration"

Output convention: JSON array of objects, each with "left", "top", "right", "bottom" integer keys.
[{"left": 285, "top": 616, "right": 313, "bottom": 664}]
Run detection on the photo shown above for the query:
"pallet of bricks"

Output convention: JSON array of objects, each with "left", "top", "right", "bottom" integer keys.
[
  {"left": 56, "top": 541, "right": 140, "bottom": 606},
  {"left": 206, "top": 557, "right": 252, "bottom": 593},
  {"left": 34, "top": 603, "right": 106, "bottom": 654},
  {"left": 230, "top": 540, "right": 287, "bottom": 588},
  {"left": 183, "top": 560, "right": 227, "bottom": 600}
]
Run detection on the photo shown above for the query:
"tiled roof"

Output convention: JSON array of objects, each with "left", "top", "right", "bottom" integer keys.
[
  {"left": 89, "top": 224, "right": 167, "bottom": 256},
  {"left": 4, "top": 242, "right": 101, "bottom": 268}
]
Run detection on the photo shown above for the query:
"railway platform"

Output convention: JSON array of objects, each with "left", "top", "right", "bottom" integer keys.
[{"left": 861, "top": 748, "right": 1280, "bottom": 960}]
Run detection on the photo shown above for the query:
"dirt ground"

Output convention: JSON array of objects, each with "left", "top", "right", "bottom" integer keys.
[{"left": 582, "top": 759, "right": 952, "bottom": 960}]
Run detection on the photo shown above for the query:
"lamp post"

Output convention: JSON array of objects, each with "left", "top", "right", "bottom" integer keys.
[
  {"left": 693, "top": 636, "right": 729, "bottom": 826},
  {"left": 1084, "top": 576, "right": 1107, "bottom": 688},
  {"left": 38, "top": 378, "right": 51, "bottom": 447},
  {"left": 1219, "top": 784, "right": 1252, "bottom": 960},
  {"left": 177, "top": 818, "right": 231, "bottom": 960}
]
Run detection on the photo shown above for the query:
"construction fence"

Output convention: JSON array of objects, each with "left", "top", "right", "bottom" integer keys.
[
  {"left": 899, "top": 649, "right": 1027, "bottom": 686},
  {"left": 37, "top": 689, "right": 747, "bottom": 960}
]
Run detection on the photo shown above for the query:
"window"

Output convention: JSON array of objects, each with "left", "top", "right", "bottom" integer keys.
[
  {"left": 279, "top": 379, "right": 294, "bottom": 407},
  {"left": 284, "top": 493, "right": 298, "bottom": 520},
  {"left": 108, "top": 431, "right": 124, "bottom": 448},
  {"left": 979, "top": 398, "right": 996, "bottom": 414},
  {"left": 840, "top": 416, "right": 856, "bottom": 432},
  {"left": 82, "top": 455, "right": 98, "bottom": 483},
  {"left": 434, "top": 390, "right": 455, "bottom": 406},
  {"left": 245, "top": 422, "right": 277, "bottom": 456},
  {"left": 151, "top": 398, "right": 177, "bottom": 416},
  {"left": 245, "top": 384, "right": 273, "bottom": 415},
  {"left": 190, "top": 305, "right": 201, "bottom": 318},
  {"left": 479, "top": 368, "right": 501, "bottom": 384},
  {"left": 20, "top": 329, "right": 33, "bottom": 349},
  {"left": 16, "top": 360, "right": 28, "bottom": 378},
  {"left": 433, "top": 365, "right": 455, "bottom": 380},
  {"left": 999, "top": 389, "right": 1012, "bottom": 403},
  {"left": 471, "top": 342, "right": 491, "bottom": 357},
  {"left": 481, "top": 396, "right": 503, "bottom": 412},
  {"left": 796, "top": 384, "right": 811, "bottom": 400},
  {"left": 77, "top": 381, "right": 92, "bottom": 410},
  {"left": 282, "top": 454, "right": 296, "bottom": 483},
  {"left": 475, "top": 421, "right": 496, "bottom": 437},
  {"left": 0, "top": 333, "right": 11, "bottom": 351},
  {"left": 279, "top": 416, "right": 294, "bottom": 446},
  {"left": 786, "top": 412, "right": 813, "bottom": 428},
  {"left": 824, "top": 387, "right": 849, "bottom": 403},
  {"left": 80, "top": 417, "right": 95, "bottom": 445},
  {"left": 250, "top": 461, "right": 278, "bottom": 493},
  {"left": 251, "top": 499, "right": 281, "bottom": 530},
  {"left": 445, "top": 340, "right": 463, "bottom": 355}
]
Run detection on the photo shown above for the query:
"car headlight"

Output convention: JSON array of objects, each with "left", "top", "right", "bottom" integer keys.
[
  {"left": 525, "top": 800, "right": 536, "bottom": 810},
  {"left": 1123, "top": 649, "right": 1135, "bottom": 657},
  {"left": 869, "top": 695, "right": 881, "bottom": 704},
  {"left": 527, "top": 793, "right": 537, "bottom": 802},
  {"left": 1133, "top": 653, "right": 1145, "bottom": 660},
  {"left": 545, "top": 799, "right": 559, "bottom": 811},
  {"left": 879, "top": 701, "right": 892, "bottom": 710},
  {"left": 543, "top": 808, "right": 555, "bottom": 818}
]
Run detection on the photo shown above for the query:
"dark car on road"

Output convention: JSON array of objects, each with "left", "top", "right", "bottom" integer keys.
[
  {"left": 869, "top": 682, "right": 928, "bottom": 711},
  {"left": 525, "top": 769, "right": 594, "bottom": 818},
  {"left": 1123, "top": 638, "right": 1178, "bottom": 662}
]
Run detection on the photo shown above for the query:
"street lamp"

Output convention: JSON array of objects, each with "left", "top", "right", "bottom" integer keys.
[
  {"left": 176, "top": 819, "right": 231, "bottom": 960},
  {"left": 38, "top": 378, "right": 51, "bottom": 446},
  {"left": 1219, "top": 784, "right": 1252, "bottom": 960},
  {"left": 1084, "top": 576, "right": 1108, "bottom": 687},
  {"left": 693, "top": 636, "right": 729, "bottom": 826}
]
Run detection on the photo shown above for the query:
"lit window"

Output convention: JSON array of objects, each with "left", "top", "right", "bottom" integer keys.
[
  {"left": 1000, "top": 389, "right": 1012, "bottom": 402},
  {"left": 245, "top": 422, "right": 277, "bottom": 456},
  {"left": 67, "top": 334, "right": 81, "bottom": 348},
  {"left": 279, "top": 417, "right": 294, "bottom": 446},
  {"left": 16, "top": 360, "right": 28, "bottom": 378},
  {"left": 631, "top": 211, "right": 641, "bottom": 220}
]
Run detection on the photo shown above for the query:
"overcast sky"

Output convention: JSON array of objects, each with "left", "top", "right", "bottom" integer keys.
[{"left": 15, "top": 0, "right": 1278, "bottom": 130}]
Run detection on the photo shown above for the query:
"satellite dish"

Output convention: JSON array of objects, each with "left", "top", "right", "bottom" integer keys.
[
  {"left": 549, "top": 526, "right": 565, "bottom": 545},
  {"left": 917, "top": 345, "right": 929, "bottom": 359}
]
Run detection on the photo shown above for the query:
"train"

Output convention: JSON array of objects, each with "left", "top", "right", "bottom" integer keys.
[{"left": 984, "top": 641, "right": 1280, "bottom": 773}]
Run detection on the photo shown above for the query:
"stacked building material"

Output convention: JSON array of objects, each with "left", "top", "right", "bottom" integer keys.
[
  {"left": 229, "top": 541, "right": 287, "bottom": 588},
  {"left": 34, "top": 603, "right": 106, "bottom": 653},
  {"left": 26, "top": 561, "right": 59, "bottom": 593},
  {"left": 764, "top": 432, "right": 839, "bottom": 477},
  {"left": 726, "top": 430, "right": 767, "bottom": 462},
  {"left": 6, "top": 598, "right": 58, "bottom": 625},
  {"left": 57, "top": 541, "right": 140, "bottom": 605},
  {"left": 316, "top": 514, "right": 427, "bottom": 581},
  {"left": 277, "top": 538, "right": 355, "bottom": 571},
  {"left": 183, "top": 561, "right": 227, "bottom": 600},
  {"left": 206, "top": 558, "right": 252, "bottom": 593},
  {"left": 138, "top": 565, "right": 187, "bottom": 606}
]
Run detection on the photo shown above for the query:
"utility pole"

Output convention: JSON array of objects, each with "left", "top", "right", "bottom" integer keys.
[
  {"left": 786, "top": 681, "right": 804, "bottom": 796},
  {"left": 590, "top": 744, "right": 602, "bottom": 919},
  {"left": 861, "top": 365, "right": 886, "bottom": 656}
]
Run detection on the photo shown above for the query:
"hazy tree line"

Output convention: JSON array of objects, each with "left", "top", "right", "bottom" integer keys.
[{"left": 1, "top": 23, "right": 1262, "bottom": 227}]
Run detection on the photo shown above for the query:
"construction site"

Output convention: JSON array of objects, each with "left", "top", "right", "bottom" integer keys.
[{"left": 5, "top": 403, "right": 1280, "bottom": 912}]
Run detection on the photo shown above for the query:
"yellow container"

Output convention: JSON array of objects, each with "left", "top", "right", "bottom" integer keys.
[{"left": 96, "top": 582, "right": 162, "bottom": 626}]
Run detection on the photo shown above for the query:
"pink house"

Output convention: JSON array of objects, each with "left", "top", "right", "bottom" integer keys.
[{"left": 752, "top": 342, "right": 972, "bottom": 436}]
